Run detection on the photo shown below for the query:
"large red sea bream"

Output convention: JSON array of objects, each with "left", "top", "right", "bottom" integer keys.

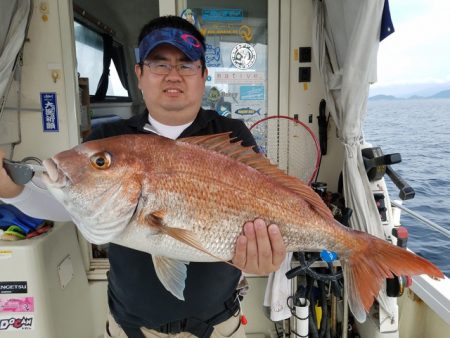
[{"left": 42, "top": 133, "right": 443, "bottom": 322}]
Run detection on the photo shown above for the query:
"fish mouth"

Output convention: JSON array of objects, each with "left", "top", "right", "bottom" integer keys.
[{"left": 42, "top": 158, "right": 67, "bottom": 188}]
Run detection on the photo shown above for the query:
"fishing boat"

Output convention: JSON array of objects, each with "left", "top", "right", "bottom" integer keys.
[{"left": 0, "top": 0, "right": 448, "bottom": 337}]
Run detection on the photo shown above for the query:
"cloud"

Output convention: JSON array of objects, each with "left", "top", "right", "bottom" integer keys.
[{"left": 376, "top": 0, "right": 450, "bottom": 86}]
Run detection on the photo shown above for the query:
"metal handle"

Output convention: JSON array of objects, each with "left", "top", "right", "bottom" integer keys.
[
  {"left": 2, "top": 159, "right": 35, "bottom": 185},
  {"left": 386, "top": 165, "right": 415, "bottom": 200}
]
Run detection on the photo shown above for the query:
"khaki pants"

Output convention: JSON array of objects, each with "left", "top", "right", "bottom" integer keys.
[{"left": 105, "top": 312, "right": 246, "bottom": 338}]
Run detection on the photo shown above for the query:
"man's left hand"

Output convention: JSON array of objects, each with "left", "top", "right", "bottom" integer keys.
[{"left": 232, "top": 218, "right": 286, "bottom": 275}]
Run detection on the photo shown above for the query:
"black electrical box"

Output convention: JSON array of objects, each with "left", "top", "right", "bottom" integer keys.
[
  {"left": 299, "top": 47, "right": 312, "bottom": 62},
  {"left": 299, "top": 67, "right": 311, "bottom": 82}
]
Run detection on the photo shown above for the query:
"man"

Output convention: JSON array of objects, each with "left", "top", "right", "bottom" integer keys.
[{"left": 0, "top": 16, "right": 286, "bottom": 338}]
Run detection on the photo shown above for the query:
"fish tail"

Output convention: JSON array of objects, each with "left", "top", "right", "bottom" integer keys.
[{"left": 341, "top": 231, "right": 444, "bottom": 322}]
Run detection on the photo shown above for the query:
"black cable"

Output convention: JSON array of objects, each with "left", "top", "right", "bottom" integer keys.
[
  {"left": 318, "top": 280, "right": 330, "bottom": 338},
  {"left": 273, "top": 321, "right": 285, "bottom": 338},
  {"left": 305, "top": 275, "right": 319, "bottom": 338},
  {"left": 286, "top": 252, "right": 343, "bottom": 283}
]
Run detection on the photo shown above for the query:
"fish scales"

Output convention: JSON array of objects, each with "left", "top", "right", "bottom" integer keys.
[
  {"left": 148, "top": 147, "right": 334, "bottom": 258},
  {"left": 42, "top": 133, "right": 444, "bottom": 323}
]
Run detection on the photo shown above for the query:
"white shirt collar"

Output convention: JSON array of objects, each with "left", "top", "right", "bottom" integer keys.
[{"left": 146, "top": 113, "right": 193, "bottom": 140}]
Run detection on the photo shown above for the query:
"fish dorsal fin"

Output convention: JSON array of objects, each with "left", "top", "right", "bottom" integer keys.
[{"left": 180, "top": 133, "right": 334, "bottom": 221}]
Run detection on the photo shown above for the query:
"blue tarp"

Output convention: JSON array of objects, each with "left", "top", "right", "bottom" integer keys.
[{"left": 0, "top": 204, "right": 44, "bottom": 234}]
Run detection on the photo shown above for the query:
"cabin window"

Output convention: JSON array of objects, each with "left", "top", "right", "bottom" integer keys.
[{"left": 74, "top": 21, "right": 130, "bottom": 101}]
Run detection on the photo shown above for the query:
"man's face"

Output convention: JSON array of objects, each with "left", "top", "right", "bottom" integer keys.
[{"left": 135, "top": 44, "right": 207, "bottom": 126}]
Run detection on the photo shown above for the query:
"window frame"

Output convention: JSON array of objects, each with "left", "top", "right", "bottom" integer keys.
[{"left": 74, "top": 19, "right": 131, "bottom": 103}]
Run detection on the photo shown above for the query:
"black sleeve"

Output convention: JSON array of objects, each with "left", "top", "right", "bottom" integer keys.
[
  {"left": 83, "top": 126, "right": 105, "bottom": 142},
  {"left": 83, "top": 119, "right": 134, "bottom": 142},
  {"left": 230, "top": 119, "right": 258, "bottom": 151}
]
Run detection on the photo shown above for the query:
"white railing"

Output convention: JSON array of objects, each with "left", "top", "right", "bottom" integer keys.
[{"left": 391, "top": 200, "right": 450, "bottom": 238}]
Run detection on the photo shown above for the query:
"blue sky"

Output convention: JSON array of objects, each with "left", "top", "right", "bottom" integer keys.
[{"left": 373, "top": 0, "right": 450, "bottom": 89}]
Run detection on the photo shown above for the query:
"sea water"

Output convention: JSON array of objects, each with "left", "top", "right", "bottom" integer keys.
[{"left": 364, "top": 98, "right": 450, "bottom": 276}]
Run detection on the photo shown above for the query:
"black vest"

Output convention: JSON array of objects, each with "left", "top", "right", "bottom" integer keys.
[{"left": 85, "top": 109, "right": 257, "bottom": 330}]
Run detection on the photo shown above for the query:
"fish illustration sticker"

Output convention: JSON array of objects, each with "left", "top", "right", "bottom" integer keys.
[
  {"left": 231, "top": 43, "right": 256, "bottom": 70},
  {"left": 234, "top": 107, "right": 261, "bottom": 116}
]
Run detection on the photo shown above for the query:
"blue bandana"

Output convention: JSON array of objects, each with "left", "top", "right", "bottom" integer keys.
[{"left": 137, "top": 27, "right": 204, "bottom": 63}]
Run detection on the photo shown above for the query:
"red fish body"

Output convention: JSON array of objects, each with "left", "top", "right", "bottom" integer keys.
[{"left": 42, "top": 133, "right": 444, "bottom": 322}]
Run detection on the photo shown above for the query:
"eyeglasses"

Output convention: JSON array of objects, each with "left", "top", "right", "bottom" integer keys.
[{"left": 142, "top": 61, "right": 202, "bottom": 76}]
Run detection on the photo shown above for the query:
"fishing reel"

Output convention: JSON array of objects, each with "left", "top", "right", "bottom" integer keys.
[
  {"left": 311, "top": 182, "right": 353, "bottom": 227},
  {"left": 362, "top": 147, "right": 415, "bottom": 200}
]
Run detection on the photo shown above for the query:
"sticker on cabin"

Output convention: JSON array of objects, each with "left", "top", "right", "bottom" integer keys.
[
  {"left": 0, "top": 315, "right": 34, "bottom": 331},
  {"left": 231, "top": 43, "right": 256, "bottom": 70},
  {"left": 240, "top": 86, "right": 265, "bottom": 100},
  {"left": 216, "top": 101, "right": 232, "bottom": 118},
  {"left": 214, "top": 71, "right": 265, "bottom": 84},
  {"left": 205, "top": 44, "right": 221, "bottom": 67},
  {"left": 0, "top": 250, "right": 12, "bottom": 259},
  {"left": 202, "top": 9, "right": 243, "bottom": 22},
  {"left": 200, "top": 24, "right": 252, "bottom": 42},
  {"left": 234, "top": 107, "right": 261, "bottom": 117},
  {"left": 40, "top": 92, "right": 59, "bottom": 132},
  {"left": 180, "top": 9, "right": 200, "bottom": 30},
  {"left": 0, "top": 297, "right": 34, "bottom": 313},
  {"left": 221, "top": 91, "right": 239, "bottom": 103},
  {"left": 207, "top": 87, "right": 222, "bottom": 104},
  {"left": 232, "top": 103, "right": 264, "bottom": 125},
  {"left": 0, "top": 282, "right": 27, "bottom": 295}
]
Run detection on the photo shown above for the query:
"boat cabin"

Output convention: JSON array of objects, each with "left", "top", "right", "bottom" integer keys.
[{"left": 0, "top": 1, "right": 449, "bottom": 337}]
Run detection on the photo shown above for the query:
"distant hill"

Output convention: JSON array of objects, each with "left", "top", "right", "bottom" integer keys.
[
  {"left": 369, "top": 94, "right": 400, "bottom": 101},
  {"left": 369, "top": 81, "right": 450, "bottom": 98},
  {"left": 369, "top": 89, "right": 450, "bottom": 100},
  {"left": 429, "top": 89, "right": 450, "bottom": 98}
]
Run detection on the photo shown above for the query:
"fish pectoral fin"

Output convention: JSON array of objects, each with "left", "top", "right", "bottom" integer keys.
[
  {"left": 145, "top": 212, "right": 239, "bottom": 268},
  {"left": 151, "top": 210, "right": 166, "bottom": 219},
  {"left": 145, "top": 211, "right": 217, "bottom": 259},
  {"left": 144, "top": 210, "right": 167, "bottom": 229},
  {"left": 160, "top": 226, "right": 235, "bottom": 266},
  {"left": 152, "top": 256, "right": 189, "bottom": 301}
]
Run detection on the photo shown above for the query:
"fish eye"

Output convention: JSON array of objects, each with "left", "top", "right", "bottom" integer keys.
[{"left": 90, "top": 152, "right": 111, "bottom": 170}]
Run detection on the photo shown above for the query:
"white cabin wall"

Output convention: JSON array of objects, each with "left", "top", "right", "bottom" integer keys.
[
  {"left": 88, "top": 280, "right": 109, "bottom": 338},
  {"left": 0, "top": 81, "right": 21, "bottom": 157},
  {"left": 3, "top": 2, "right": 120, "bottom": 335},
  {"left": 8, "top": 0, "right": 79, "bottom": 161},
  {"left": 288, "top": 0, "right": 344, "bottom": 192}
]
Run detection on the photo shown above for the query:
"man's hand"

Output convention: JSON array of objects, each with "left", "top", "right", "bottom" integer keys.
[
  {"left": 0, "top": 149, "right": 24, "bottom": 199},
  {"left": 232, "top": 218, "right": 286, "bottom": 275}
]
